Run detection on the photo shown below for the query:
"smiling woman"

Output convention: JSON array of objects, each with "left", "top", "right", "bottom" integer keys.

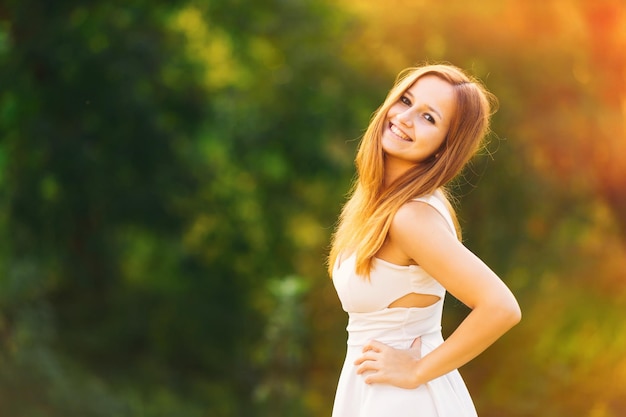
[
  {"left": 381, "top": 75, "right": 456, "bottom": 180},
  {"left": 327, "top": 64, "right": 521, "bottom": 417}
]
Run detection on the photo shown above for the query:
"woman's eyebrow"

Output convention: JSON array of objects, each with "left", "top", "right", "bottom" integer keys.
[{"left": 404, "top": 91, "right": 443, "bottom": 121}]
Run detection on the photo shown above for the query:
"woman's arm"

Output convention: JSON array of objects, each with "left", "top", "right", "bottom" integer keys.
[{"left": 354, "top": 201, "right": 521, "bottom": 388}]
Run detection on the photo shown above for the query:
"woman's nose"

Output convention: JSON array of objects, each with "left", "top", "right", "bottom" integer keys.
[{"left": 397, "top": 108, "right": 414, "bottom": 127}]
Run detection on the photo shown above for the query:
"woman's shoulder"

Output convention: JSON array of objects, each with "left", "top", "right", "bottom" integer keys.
[
  {"left": 393, "top": 197, "right": 442, "bottom": 228},
  {"left": 392, "top": 191, "right": 457, "bottom": 237}
]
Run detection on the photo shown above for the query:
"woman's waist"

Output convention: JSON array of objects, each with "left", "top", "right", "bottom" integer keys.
[
  {"left": 345, "top": 328, "right": 444, "bottom": 352},
  {"left": 345, "top": 308, "right": 442, "bottom": 347}
]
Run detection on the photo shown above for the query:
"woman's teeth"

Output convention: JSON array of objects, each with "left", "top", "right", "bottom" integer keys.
[{"left": 390, "top": 124, "right": 411, "bottom": 141}]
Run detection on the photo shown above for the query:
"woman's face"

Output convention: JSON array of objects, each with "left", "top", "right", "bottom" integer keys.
[{"left": 381, "top": 75, "right": 456, "bottom": 171}]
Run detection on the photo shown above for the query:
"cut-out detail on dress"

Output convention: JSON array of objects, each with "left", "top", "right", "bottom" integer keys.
[{"left": 388, "top": 292, "right": 441, "bottom": 309}]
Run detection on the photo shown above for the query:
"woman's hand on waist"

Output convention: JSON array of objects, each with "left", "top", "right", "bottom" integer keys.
[{"left": 354, "top": 338, "right": 423, "bottom": 388}]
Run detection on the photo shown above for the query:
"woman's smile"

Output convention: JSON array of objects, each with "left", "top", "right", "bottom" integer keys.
[{"left": 389, "top": 123, "right": 412, "bottom": 142}]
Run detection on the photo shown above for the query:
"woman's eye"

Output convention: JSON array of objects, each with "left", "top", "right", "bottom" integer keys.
[
  {"left": 424, "top": 113, "right": 435, "bottom": 124},
  {"left": 400, "top": 96, "right": 411, "bottom": 106}
]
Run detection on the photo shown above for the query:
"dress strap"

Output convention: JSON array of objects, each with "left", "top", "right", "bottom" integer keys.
[{"left": 411, "top": 193, "right": 458, "bottom": 238}]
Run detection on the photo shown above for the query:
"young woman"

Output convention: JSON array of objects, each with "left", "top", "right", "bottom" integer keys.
[{"left": 328, "top": 64, "right": 521, "bottom": 417}]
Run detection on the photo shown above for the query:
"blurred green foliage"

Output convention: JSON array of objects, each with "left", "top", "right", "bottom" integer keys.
[{"left": 0, "top": 0, "right": 624, "bottom": 416}]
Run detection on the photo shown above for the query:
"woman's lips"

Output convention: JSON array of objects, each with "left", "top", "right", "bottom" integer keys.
[{"left": 389, "top": 122, "right": 412, "bottom": 141}]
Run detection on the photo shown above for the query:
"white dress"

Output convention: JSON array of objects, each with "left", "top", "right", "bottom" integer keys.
[{"left": 331, "top": 194, "right": 478, "bottom": 417}]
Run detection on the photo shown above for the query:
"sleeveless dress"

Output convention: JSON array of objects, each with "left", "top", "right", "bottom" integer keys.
[{"left": 331, "top": 194, "right": 478, "bottom": 417}]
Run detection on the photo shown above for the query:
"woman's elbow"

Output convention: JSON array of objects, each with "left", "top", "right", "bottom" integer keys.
[
  {"left": 501, "top": 297, "right": 522, "bottom": 328},
  {"left": 483, "top": 294, "right": 521, "bottom": 330}
]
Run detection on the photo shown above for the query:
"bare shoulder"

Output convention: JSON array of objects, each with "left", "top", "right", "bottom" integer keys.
[{"left": 390, "top": 200, "right": 452, "bottom": 240}]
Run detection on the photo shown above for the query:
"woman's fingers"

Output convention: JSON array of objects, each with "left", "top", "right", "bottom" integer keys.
[
  {"left": 362, "top": 339, "right": 385, "bottom": 353},
  {"left": 354, "top": 351, "right": 376, "bottom": 366},
  {"left": 355, "top": 357, "right": 380, "bottom": 375},
  {"left": 353, "top": 339, "right": 422, "bottom": 389},
  {"left": 354, "top": 339, "right": 385, "bottom": 366},
  {"left": 354, "top": 343, "right": 381, "bottom": 366},
  {"left": 364, "top": 372, "right": 386, "bottom": 385}
]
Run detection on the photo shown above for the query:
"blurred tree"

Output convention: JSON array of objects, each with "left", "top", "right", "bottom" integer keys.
[
  {"left": 0, "top": 0, "right": 207, "bottom": 415},
  {"left": 0, "top": 0, "right": 374, "bottom": 415},
  {"left": 172, "top": 1, "right": 378, "bottom": 414}
]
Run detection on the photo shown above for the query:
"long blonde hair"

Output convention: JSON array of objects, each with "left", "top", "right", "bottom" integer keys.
[{"left": 328, "top": 64, "right": 497, "bottom": 277}]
